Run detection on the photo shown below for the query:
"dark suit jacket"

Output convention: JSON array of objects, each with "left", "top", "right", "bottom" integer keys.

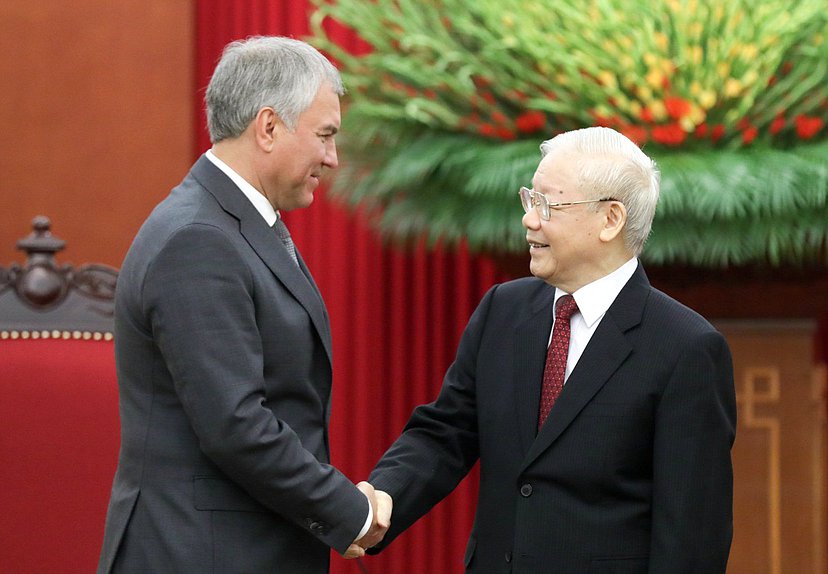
[
  {"left": 98, "top": 155, "right": 368, "bottom": 574},
  {"left": 369, "top": 264, "right": 736, "bottom": 574}
]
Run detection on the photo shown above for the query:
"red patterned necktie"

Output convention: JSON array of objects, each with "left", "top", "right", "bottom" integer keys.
[{"left": 538, "top": 294, "right": 579, "bottom": 431}]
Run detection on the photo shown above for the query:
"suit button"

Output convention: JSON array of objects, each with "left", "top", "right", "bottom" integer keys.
[
  {"left": 505, "top": 552, "right": 512, "bottom": 563},
  {"left": 520, "top": 483, "right": 533, "bottom": 497},
  {"left": 308, "top": 520, "right": 328, "bottom": 534}
]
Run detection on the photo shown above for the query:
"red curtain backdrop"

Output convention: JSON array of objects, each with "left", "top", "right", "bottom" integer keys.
[{"left": 195, "top": 2, "right": 518, "bottom": 573}]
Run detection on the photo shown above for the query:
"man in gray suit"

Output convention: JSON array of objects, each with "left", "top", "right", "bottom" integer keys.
[{"left": 98, "top": 36, "right": 390, "bottom": 573}]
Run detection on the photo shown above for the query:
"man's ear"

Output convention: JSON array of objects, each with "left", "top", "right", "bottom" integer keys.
[
  {"left": 599, "top": 201, "right": 627, "bottom": 243},
  {"left": 252, "top": 107, "right": 284, "bottom": 152}
]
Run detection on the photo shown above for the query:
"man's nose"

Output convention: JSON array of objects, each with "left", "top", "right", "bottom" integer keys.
[
  {"left": 522, "top": 208, "right": 541, "bottom": 230},
  {"left": 325, "top": 141, "right": 338, "bottom": 168}
]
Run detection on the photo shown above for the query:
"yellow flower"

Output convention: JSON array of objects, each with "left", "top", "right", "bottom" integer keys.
[
  {"left": 724, "top": 78, "right": 742, "bottom": 98},
  {"left": 698, "top": 89, "right": 717, "bottom": 110},
  {"left": 742, "top": 44, "right": 758, "bottom": 60},
  {"left": 597, "top": 70, "right": 618, "bottom": 89},
  {"left": 644, "top": 53, "right": 658, "bottom": 67},
  {"left": 742, "top": 70, "right": 759, "bottom": 87},
  {"left": 717, "top": 61, "right": 731, "bottom": 79},
  {"left": 679, "top": 116, "right": 696, "bottom": 132},
  {"left": 688, "top": 104, "right": 706, "bottom": 125},
  {"left": 629, "top": 101, "right": 643, "bottom": 117},
  {"left": 620, "top": 55, "right": 635, "bottom": 70},
  {"left": 654, "top": 32, "right": 669, "bottom": 52},
  {"left": 690, "top": 81, "right": 703, "bottom": 96},
  {"left": 649, "top": 100, "right": 667, "bottom": 121},
  {"left": 614, "top": 93, "right": 631, "bottom": 111},
  {"left": 594, "top": 104, "right": 612, "bottom": 118},
  {"left": 646, "top": 68, "right": 665, "bottom": 89},
  {"left": 689, "top": 45, "right": 703, "bottom": 65},
  {"left": 638, "top": 85, "right": 653, "bottom": 101},
  {"left": 503, "top": 14, "right": 514, "bottom": 28}
]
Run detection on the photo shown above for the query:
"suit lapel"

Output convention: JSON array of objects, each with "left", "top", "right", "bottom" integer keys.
[
  {"left": 512, "top": 284, "right": 556, "bottom": 453},
  {"left": 519, "top": 265, "right": 650, "bottom": 472},
  {"left": 190, "top": 155, "right": 333, "bottom": 365}
]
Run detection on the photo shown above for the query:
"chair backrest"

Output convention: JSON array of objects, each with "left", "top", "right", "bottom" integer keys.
[{"left": 0, "top": 216, "right": 120, "bottom": 573}]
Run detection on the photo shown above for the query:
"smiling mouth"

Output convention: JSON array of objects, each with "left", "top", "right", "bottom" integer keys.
[{"left": 528, "top": 241, "right": 549, "bottom": 249}]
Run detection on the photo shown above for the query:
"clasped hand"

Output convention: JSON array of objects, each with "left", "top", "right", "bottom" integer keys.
[{"left": 344, "top": 481, "right": 393, "bottom": 559}]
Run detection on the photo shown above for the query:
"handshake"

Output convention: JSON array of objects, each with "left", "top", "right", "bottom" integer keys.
[{"left": 345, "top": 481, "right": 394, "bottom": 559}]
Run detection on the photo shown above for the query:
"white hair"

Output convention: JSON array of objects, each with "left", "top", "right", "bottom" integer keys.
[{"left": 540, "top": 127, "right": 660, "bottom": 255}]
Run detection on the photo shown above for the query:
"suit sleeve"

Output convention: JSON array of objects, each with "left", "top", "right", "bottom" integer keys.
[
  {"left": 649, "top": 329, "right": 737, "bottom": 573},
  {"left": 367, "top": 285, "right": 498, "bottom": 550},
  {"left": 142, "top": 223, "right": 368, "bottom": 554}
]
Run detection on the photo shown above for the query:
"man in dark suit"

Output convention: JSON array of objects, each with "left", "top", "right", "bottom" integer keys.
[
  {"left": 365, "top": 127, "right": 736, "bottom": 573},
  {"left": 98, "top": 36, "right": 390, "bottom": 573}
]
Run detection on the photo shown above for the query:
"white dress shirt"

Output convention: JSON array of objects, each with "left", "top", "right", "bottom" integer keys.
[
  {"left": 205, "top": 149, "right": 374, "bottom": 542},
  {"left": 553, "top": 257, "right": 639, "bottom": 383}
]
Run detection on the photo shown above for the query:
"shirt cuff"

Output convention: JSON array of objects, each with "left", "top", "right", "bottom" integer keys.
[{"left": 354, "top": 492, "right": 374, "bottom": 542}]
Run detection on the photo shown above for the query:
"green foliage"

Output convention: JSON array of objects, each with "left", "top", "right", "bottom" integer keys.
[{"left": 308, "top": 0, "right": 828, "bottom": 266}]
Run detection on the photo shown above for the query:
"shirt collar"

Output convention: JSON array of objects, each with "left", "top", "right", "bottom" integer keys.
[
  {"left": 556, "top": 257, "right": 639, "bottom": 327},
  {"left": 205, "top": 149, "right": 279, "bottom": 226}
]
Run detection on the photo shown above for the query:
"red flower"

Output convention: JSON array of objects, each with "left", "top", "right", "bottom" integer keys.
[
  {"left": 767, "top": 75, "right": 777, "bottom": 87},
  {"left": 742, "top": 126, "right": 758, "bottom": 145},
  {"left": 481, "top": 91, "right": 497, "bottom": 105},
  {"left": 478, "top": 124, "right": 497, "bottom": 137},
  {"left": 622, "top": 125, "right": 648, "bottom": 146},
  {"left": 781, "top": 61, "right": 793, "bottom": 75},
  {"left": 736, "top": 117, "right": 751, "bottom": 130},
  {"left": 423, "top": 89, "right": 437, "bottom": 100},
  {"left": 710, "top": 124, "right": 725, "bottom": 143},
  {"left": 769, "top": 114, "right": 785, "bottom": 135},
  {"left": 509, "top": 89, "right": 528, "bottom": 102},
  {"left": 490, "top": 111, "right": 509, "bottom": 125},
  {"left": 515, "top": 110, "right": 546, "bottom": 133},
  {"left": 640, "top": 107, "right": 655, "bottom": 123},
  {"left": 664, "top": 97, "right": 692, "bottom": 121},
  {"left": 496, "top": 127, "right": 516, "bottom": 140},
  {"left": 473, "top": 76, "right": 492, "bottom": 89},
  {"left": 651, "top": 123, "right": 686, "bottom": 146},
  {"left": 795, "top": 115, "right": 824, "bottom": 140},
  {"left": 694, "top": 123, "right": 709, "bottom": 138}
]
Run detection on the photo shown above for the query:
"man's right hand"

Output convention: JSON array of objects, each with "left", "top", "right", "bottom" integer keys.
[{"left": 343, "top": 481, "right": 393, "bottom": 558}]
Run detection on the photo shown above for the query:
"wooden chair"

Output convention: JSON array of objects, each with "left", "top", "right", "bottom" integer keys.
[{"left": 0, "top": 216, "right": 120, "bottom": 573}]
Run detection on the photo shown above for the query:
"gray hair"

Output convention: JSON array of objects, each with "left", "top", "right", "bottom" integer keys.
[
  {"left": 540, "top": 127, "right": 660, "bottom": 256},
  {"left": 205, "top": 36, "right": 344, "bottom": 143}
]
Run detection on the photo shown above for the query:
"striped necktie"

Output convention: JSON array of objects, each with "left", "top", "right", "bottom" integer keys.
[{"left": 274, "top": 217, "right": 299, "bottom": 267}]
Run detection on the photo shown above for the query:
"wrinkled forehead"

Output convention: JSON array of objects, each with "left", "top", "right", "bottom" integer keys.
[{"left": 532, "top": 150, "right": 580, "bottom": 194}]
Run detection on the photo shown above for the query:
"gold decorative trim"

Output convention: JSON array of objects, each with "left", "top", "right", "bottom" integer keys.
[
  {"left": 737, "top": 367, "right": 782, "bottom": 574},
  {"left": 0, "top": 330, "right": 113, "bottom": 341}
]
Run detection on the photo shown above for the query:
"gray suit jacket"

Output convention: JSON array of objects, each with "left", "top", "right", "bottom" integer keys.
[
  {"left": 370, "top": 265, "right": 736, "bottom": 574},
  {"left": 98, "top": 155, "right": 368, "bottom": 573}
]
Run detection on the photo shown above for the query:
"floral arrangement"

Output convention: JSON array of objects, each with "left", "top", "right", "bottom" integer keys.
[{"left": 308, "top": 0, "right": 828, "bottom": 266}]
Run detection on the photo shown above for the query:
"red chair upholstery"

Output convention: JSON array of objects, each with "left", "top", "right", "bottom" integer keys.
[{"left": 0, "top": 217, "right": 120, "bottom": 573}]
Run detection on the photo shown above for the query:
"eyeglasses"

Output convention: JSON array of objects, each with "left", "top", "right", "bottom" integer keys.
[{"left": 519, "top": 187, "right": 616, "bottom": 221}]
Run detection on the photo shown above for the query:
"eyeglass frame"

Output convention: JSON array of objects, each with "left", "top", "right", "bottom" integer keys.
[{"left": 519, "top": 186, "right": 618, "bottom": 221}]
